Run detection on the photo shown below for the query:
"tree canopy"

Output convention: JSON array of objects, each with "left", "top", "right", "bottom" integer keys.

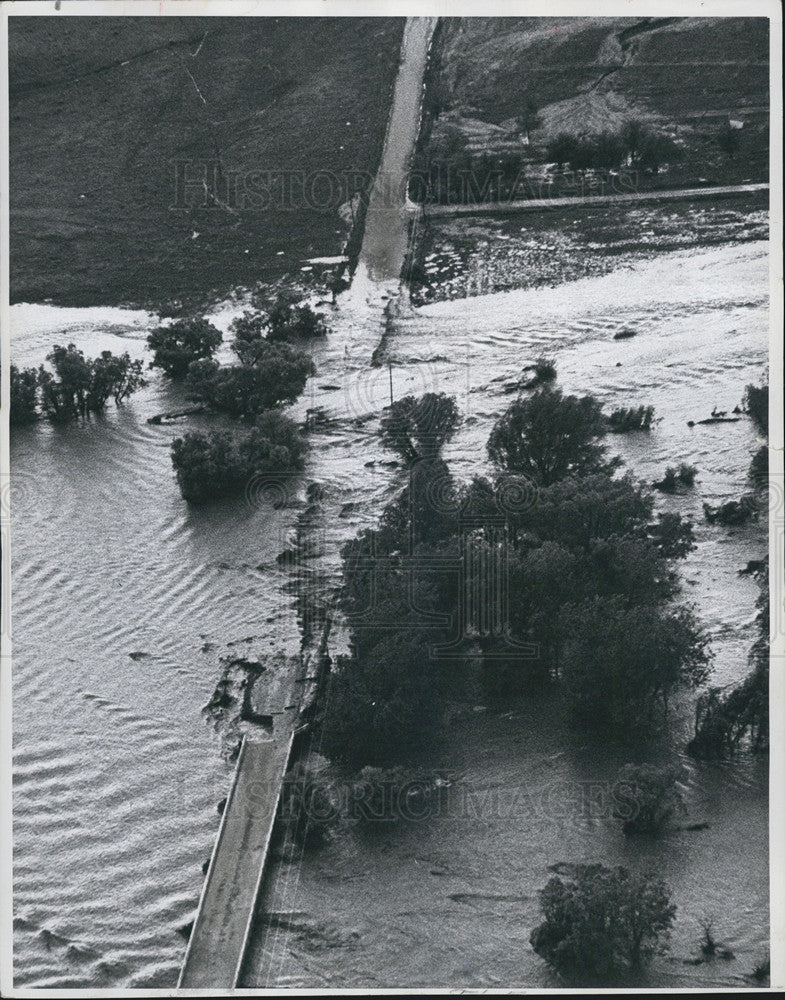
[
  {"left": 147, "top": 317, "right": 222, "bottom": 378},
  {"left": 530, "top": 864, "right": 676, "bottom": 977},
  {"left": 38, "top": 344, "right": 145, "bottom": 421},
  {"left": 187, "top": 342, "right": 315, "bottom": 419},
  {"left": 380, "top": 392, "right": 461, "bottom": 465},
  {"left": 487, "top": 387, "right": 617, "bottom": 484}
]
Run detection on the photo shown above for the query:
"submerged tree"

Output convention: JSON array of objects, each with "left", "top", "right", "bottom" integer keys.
[
  {"left": 488, "top": 387, "right": 617, "bottom": 485},
  {"left": 380, "top": 392, "right": 461, "bottom": 465},
  {"left": 612, "top": 764, "right": 686, "bottom": 834},
  {"left": 147, "top": 317, "right": 222, "bottom": 378},
  {"left": 10, "top": 365, "right": 39, "bottom": 425},
  {"left": 558, "top": 597, "right": 712, "bottom": 733},
  {"left": 187, "top": 342, "right": 315, "bottom": 419},
  {"left": 530, "top": 864, "right": 676, "bottom": 978},
  {"left": 745, "top": 378, "right": 768, "bottom": 436},
  {"left": 689, "top": 563, "right": 769, "bottom": 758},
  {"left": 319, "top": 629, "right": 444, "bottom": 766},
  {"left": 170, "top": 411, "right": 306, "bottom": 503},
  {"left": 38, "top": 344, "right": 145, "bottom": 422}
]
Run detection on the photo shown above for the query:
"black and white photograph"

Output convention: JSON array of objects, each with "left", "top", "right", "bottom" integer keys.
[{"left": 0, "top": 1, "right": 782, "bottom": 993}]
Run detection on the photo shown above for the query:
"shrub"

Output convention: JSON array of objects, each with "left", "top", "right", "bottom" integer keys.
[
  {"left": 187, "top": 342, "right": 315, "bottom": 418},
  {"left": 147, "top": 317, "right": 222, "bottom": 378},
  {"left": 677, "top": 463, "right": 697, "bottom": 487},
  {"left": 170, "top": 412, "right": 306, "bottom": 502},
  {"left": 612, "top": 764, "right": 686, "bottom": 833},
  {"left": 703, "top": 494, "right": 758, "bottom": 525},
  {"left": 488, "top": 387, "right": 617, "bottom": 485},
  {"left": 242, "top": 295, "right": 329, "bottom": 348},
  {"left": 10, "top": 365, "right": 39, "bottom": 425},
  {"left": 38, "top": 343, "right": 145, "bottom": 422},
  {"left": 744, "top": 380, "right": 768, "bottom": 436},
  {"left": 653, "top": 463, "right": 694, "bottom": 493},
  {"left": 529, "top": 356, "right": 557, "bottom": 386},
  {"left": 270, "top": 302, "right": 329, "bottom": 342},
  {"left": 748, "top": 445, "right": 767, "bottom": 489},
  {"left": 607, "top": 405, "right": 655, "bottom": 433},
  {"left": 530, "top": 864, "right": 676, "bottom": 977}
]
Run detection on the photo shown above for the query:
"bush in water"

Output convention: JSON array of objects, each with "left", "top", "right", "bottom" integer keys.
[
  {"left": 607, "top": 405, "right": 655, "bottom": 433},
  {"left": 147, "top": 317, "right": 222, "bottom": 378},
  {"left": 612, "top": 764, "right": 686, "bottom": 834},
  {"left": 170, "top": 411, "right": 306, "bottom": 503},
  {"left": 744, "top": 379, "right": 768, "bottom": 436},
  {"left": 187, "top": 341, "right": 314, "bottom": 419},
  {"left": 10, "top": 365, "right": 39, "bottom": 425},
  {"left": 530, "top": 864, "right": 676, "bottom": 977}
]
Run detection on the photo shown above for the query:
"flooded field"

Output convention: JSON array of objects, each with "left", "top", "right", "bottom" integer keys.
[
  {"left": 11, "top": 201, "right": 769, "bottom": 988},
  {"left": 411, "top": 194, "right": 769, "bottom": 304},
  {"left": 249, "top": 235, "right": 770, "bottom": 988}
]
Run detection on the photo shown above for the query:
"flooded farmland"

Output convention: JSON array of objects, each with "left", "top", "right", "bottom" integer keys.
[{"left": 11, "top": 199, "right": 769, "bottom": 989}]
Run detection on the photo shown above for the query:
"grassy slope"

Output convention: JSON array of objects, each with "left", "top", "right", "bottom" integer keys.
[
  {"left": 9, "top": 16, "right": 405, "bottom": 307},
  {"left": 430, "top": 16, "right": 769, "bottom": 183}
]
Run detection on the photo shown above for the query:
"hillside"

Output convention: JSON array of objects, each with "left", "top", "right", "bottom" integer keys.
[
  {"left": 9, "top": 16, "right": 405, "bottom": 307},
  {"left": 421, "top": 17, "right": 769, "bottom": 189}
]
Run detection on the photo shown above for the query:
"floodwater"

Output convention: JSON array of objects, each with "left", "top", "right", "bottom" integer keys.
[{"left": 10, "top": 209, "right": 769, "bottom": 987}]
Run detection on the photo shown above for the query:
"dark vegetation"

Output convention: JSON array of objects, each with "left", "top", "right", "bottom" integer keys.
[
  {"left": 9, "top": 17, "right": 405, "bottom": 306},
  {"left": 653, "top": 462, "right": 696, "bottom": 493},
  {"left": 687, "top": 375, "right": 769, "bottom": 758},
  {"left": 612, "top": 764, "right": 685, "bottom": 834},
  {"left": 9, "top": 365, "right": 39, "bottom": 425},
  {"left": 186, "top": 344, "right": 315, "bottom": 419},
  {"left": 147, "top": 318, "right": 222, "bottom": 378},
  {"left": 317, "top": 369, "right": 707, "bottom": 766},
  {"left": 530, "top": 864, "right": 676, "bottom": 978},
  {"left": 11, "top": 344, "right": 146, "bottom": 424},
  {"left": 413, "top": 17, "right": 768, "bottom": 208},
  {"left": 608, "top": 405, "right": 655, "bottom": 433},
  {"left": 689, "top": 560, "right": 768, "bottom": 758},
  {"left": 703, "top": 375, "right": 768, "bottom": 526},
  {"left": 170, "top": 412, "right": 306, "bottom": 504},
  {"left": 160, "top": 296, "right": 321, "bottom": 499},
  {"left": 487, "top": 387, "right": 620, "bottom": 485},
  {"left": 745, "top": 379, "right": 768, "bottom": 436}
]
